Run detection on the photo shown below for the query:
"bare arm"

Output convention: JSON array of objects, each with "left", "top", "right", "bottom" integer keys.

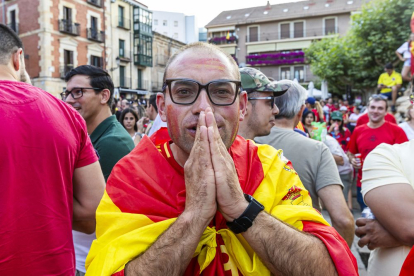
[
  {"left": 73, "top": 161, "right": 105, "bottom": 234},
  {"left": 318, "top": 185, "right": 354, "bottom": 247},
  {"left": 332, "top": 154, "right": 344, "bottom": 166},
  {"left": 396, "top": 50, "right": 406, "bottom": 62},
  {"left": 365, "top": 183, "right": 414, "bottom": 245},
  {"left": 242, "top": 211, "right": 338, "bottom": 276},
  {"left": 125, "top": 212, "right": 207, "bottom": 276}
]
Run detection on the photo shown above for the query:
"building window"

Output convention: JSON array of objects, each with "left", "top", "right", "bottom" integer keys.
[
  {"left": 293, "top": 66, "right": 304, "bottom": 82},
  {"left": 163, "top": 20, "right": 167, "bottom": 26},
  {"left": 294, "top": 22, "right": 304, "bottom": 38},
  {"left": 154, "top": 19, "right": 158, "bottom": 25},
  {"left": 280, "top": 67, "right": 291, "bottom": 80},
  {"left": 119, "top": 39, "right": 125, "bottom": 57},
  {"left": 280, "top": 21, "right": 305, "bottom": 39},
  {"left": 63, "top": 49, "right": 74, "bottom": 77},
  {"left": 91, "top": 55, "right": 102, "bottom": 68},
  {"left": 280, "top": 23, "right": 290, "bottom": 39},
  {"left": 9, "top": 10, "right": 17, "bottom": 33},
  {"left": 248, "top": 26, "right": 258, "bottom": 42},
  {"left": 120, "top": 65, "right": 126, "bottom": 87},
  {"left": 174, "top": 20, "right": 178, "bottom": 27},
  {"left": 118, "top": 6, "right": 124, "bottom": 27},
  {"left": 324, "top": 18, "right": 337, "bottom": 35},
  {"left": 137, "top": 69, "right": 142, "bottom": 89}
]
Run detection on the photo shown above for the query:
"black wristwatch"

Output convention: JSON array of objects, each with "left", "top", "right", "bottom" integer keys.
[{"left": 226, "top": 194, "right": 264, "bottom": 234}]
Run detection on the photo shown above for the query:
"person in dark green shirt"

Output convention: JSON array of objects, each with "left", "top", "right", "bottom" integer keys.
[{"left": 64, "top": 65, "right": 134, "bottom": 276}]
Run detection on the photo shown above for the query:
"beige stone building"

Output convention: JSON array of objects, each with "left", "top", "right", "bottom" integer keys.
[
  {"left": 109, "top": 0, "right": 153, "bottom": 101},
  {"left": 1, "top": 0, "right": 110, "bottom": 97},
  {"left": 205, "top": 0, "right": 368, "bottom": 84},
  {"left": 151, "top": 31, "right": 186, "bottom": 93}
]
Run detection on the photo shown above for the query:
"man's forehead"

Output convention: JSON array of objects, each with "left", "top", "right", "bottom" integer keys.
[
  {"left": 167, "top": 49, "right": 239, "bottom": 79},
  {"left": 67, "top": 75, "right": 90, "bottom": 88}
]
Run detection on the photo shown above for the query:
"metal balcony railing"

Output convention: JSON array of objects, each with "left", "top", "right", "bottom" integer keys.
[
  {"left": 119, "top": 77, "right": 131, "bottom": 88},
  {"left": 87, "top": 0, "right": 101, "bottom": 8},
  {"left": 59, "top": 20, "right": 80, "bottom": 36},
  {"left": 7, "top": 23, "right": 19, "bottom": 34},
  {"left": 151, "top": 81, "right": 164, "bottom": 92},
  {"left": 155, "top": 54, "right": 168, "bottom": 66},
  {"left": 245, "top": 27, "right": 339, "bottom": 43},
  {"left": 208, "top": 35, "right": 238, "bottom": 45},
  {"left": 87, "top": 28, "right": 104, "bottom": 42},
  {"left": 118, "top": 17, "right": 130, "bottom": 29},
  {"left": 60, "top": 65, "right": 74, "bottom": 79},
  {"left": 136, "top": 80, "right": 149, "bottom": 91},
  {"left": 134, "top": 54, "right": 152, "bottom": 67}
]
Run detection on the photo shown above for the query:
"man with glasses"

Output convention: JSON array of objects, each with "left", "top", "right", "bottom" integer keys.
[
  {"left": 256, "top": 80, "right": 355, "bottom": 247},
  {"left": 0, "top": 24, "right": 105, "bottom": 275},
  {"left": 348, "top": 94, "right": 408, "bottom": 211},
  {"left": 64, "top": 65, "right": 135, "bottom": 276},
  {"left": 86, "top": 42, "right": 357, "bottom": 275},
  {"left": 237, "top": 67, "right": 288, "bottom": 140}
]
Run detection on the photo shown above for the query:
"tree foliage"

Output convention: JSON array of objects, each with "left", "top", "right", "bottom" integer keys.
[{"left": 305, "top": 0, "right": 414, "bottom": 94}]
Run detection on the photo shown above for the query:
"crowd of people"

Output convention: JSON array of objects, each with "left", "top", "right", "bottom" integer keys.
[{"left": 1, "top": 22, "right": 414, "bottom": 276}]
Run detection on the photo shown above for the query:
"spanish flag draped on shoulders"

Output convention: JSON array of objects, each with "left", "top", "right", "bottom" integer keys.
[{"left": 86, "top": 128, "right": 357, "bottom": 276}]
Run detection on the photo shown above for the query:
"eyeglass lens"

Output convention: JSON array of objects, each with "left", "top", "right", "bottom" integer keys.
[
  {"left": 65, "top": 88, "right": 83, "bottom": 99},
  {"left": 170, "top": 80, "right": 237, "bottom": 105}
]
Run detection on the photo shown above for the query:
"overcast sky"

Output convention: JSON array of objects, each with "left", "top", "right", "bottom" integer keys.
[{"left": 147, "top": 0, "right": 304, "bottom": 29}]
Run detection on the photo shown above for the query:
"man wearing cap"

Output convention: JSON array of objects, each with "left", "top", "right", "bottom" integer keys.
[
  {"left": 256, "top": 80, "right": 355, "bottom": 247},
  {"left": 237, "top": 67, "right": 288, "bottom": 140},
  {"left": 377, "top": 63, "right": 402, "bottom": 112}
]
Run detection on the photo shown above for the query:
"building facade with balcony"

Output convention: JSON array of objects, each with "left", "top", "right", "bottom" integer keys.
[
  {"left": 0, "top": 0, "right": 110, "bottom": 97},
  {"left": 109, "top": 0, "right": 152, "bottom": 101},
  {"left": 151, "top": 31, "right": 186, "bottom": 93},
  {"left": 205, "top": 0, "right": 368, "bottom": 84}
]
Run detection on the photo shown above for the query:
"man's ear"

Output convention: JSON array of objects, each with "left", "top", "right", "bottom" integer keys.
[
  {"left": 238, "top": 91, "right": 248, "bottom": 121},
  {"left": 100, "top": 89, "right": 111, "bottom": 105},
  {"left": 156, "top": 92, "right": 167, "bottom": 122},
  {"left": 12, "top": 48, "right": 23, "bottom": 71}
]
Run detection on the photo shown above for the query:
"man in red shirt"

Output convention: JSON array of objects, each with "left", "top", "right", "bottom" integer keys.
[
  {"left": 0, "top": 24, "right": 105, "bottom": 275},
  {"left": 348, "top": 95, "right": 408, "bottom": 211}
]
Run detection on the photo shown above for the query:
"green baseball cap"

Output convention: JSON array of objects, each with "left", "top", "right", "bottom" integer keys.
[
  {"left": 239, "top": 67, "right": 289, "bottom": 96},
  {"left": 331, "top": 111, "right": 343, "bottom": 121}
]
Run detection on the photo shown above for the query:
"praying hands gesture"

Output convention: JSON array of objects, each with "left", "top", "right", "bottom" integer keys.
[{"left": 184, "top": 107, "right": 247, "bottom": 224}]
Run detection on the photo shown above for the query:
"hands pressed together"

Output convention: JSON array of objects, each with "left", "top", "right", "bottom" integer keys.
[{"left": 183, "top": 107, "right": 248, "bottom": 225}]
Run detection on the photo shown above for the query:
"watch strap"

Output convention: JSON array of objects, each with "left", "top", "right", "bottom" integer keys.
[{"left": 226, "top": 194, "right": 264, "bottom": 234}]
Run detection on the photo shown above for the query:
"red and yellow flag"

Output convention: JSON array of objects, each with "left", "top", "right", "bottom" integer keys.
[{"left": 86, "top": 128, "right": 357, "bottom": 276}]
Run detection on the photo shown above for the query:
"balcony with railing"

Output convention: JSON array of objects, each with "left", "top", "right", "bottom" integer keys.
[
  {"left": 7, "top": 23, "right": 19, "bottom": 34},
  {"left": 87, "top": 28, "right": 104, "bottom": 42},
  {"left": 60, "top": 65, "right": 74, "bottom": 79},
  {"left": 59, "top": 20, "right": 80, "bottom": 36},
  {"left": 118, "top": 17, "right": 130, "bottom": 30},
  {"left": 208, "top": 35, "right": 238, "bottom": 45},
  {"left": 134, "top": 54, "right": 152, "bottom": 67},
  {"left": 246, "top": 51, "right": 305, "bottom": 66},
  {"left": 87, "top": 0, "right": 102, "bottom": 8},
  {"left": 119, "top": 50, "right": 131, "bottom": 63},
  {"left": 119, "top": 77, "right": 131, "bottom": 88},
  {"left": 155, "top": 54, "right": 168, "bottom": 66},
  {"left": 135, "top": 80, "right": 149, "bottom": 91},
  {"left": 245, "top": 27, "right": 339, "bottom": 43},
  {"left": 151, "top": 81, "right": 164, "bottom": 92}
]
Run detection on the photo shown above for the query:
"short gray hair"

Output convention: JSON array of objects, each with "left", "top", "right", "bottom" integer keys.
[{"left": 274, "top": 80, "right": 307, "bottom": 119}]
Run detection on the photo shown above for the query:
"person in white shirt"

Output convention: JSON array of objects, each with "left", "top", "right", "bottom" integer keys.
[
  {"left": 399, "top": 105, "right": 414, "bottom": 140},
  {"left": 395, "top": 33, "right": 414, "bottom": 82}
]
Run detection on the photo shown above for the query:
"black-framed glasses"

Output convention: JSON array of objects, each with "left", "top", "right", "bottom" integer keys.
[
  {"left": 162, "top": 78, "right": 241, "bottom": 106},
  {"left": 248, "top": 96, "right": 276, "bottom": 109},
  {"left": 63, "top": 87, "right": 103, "bottom": 100}
]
